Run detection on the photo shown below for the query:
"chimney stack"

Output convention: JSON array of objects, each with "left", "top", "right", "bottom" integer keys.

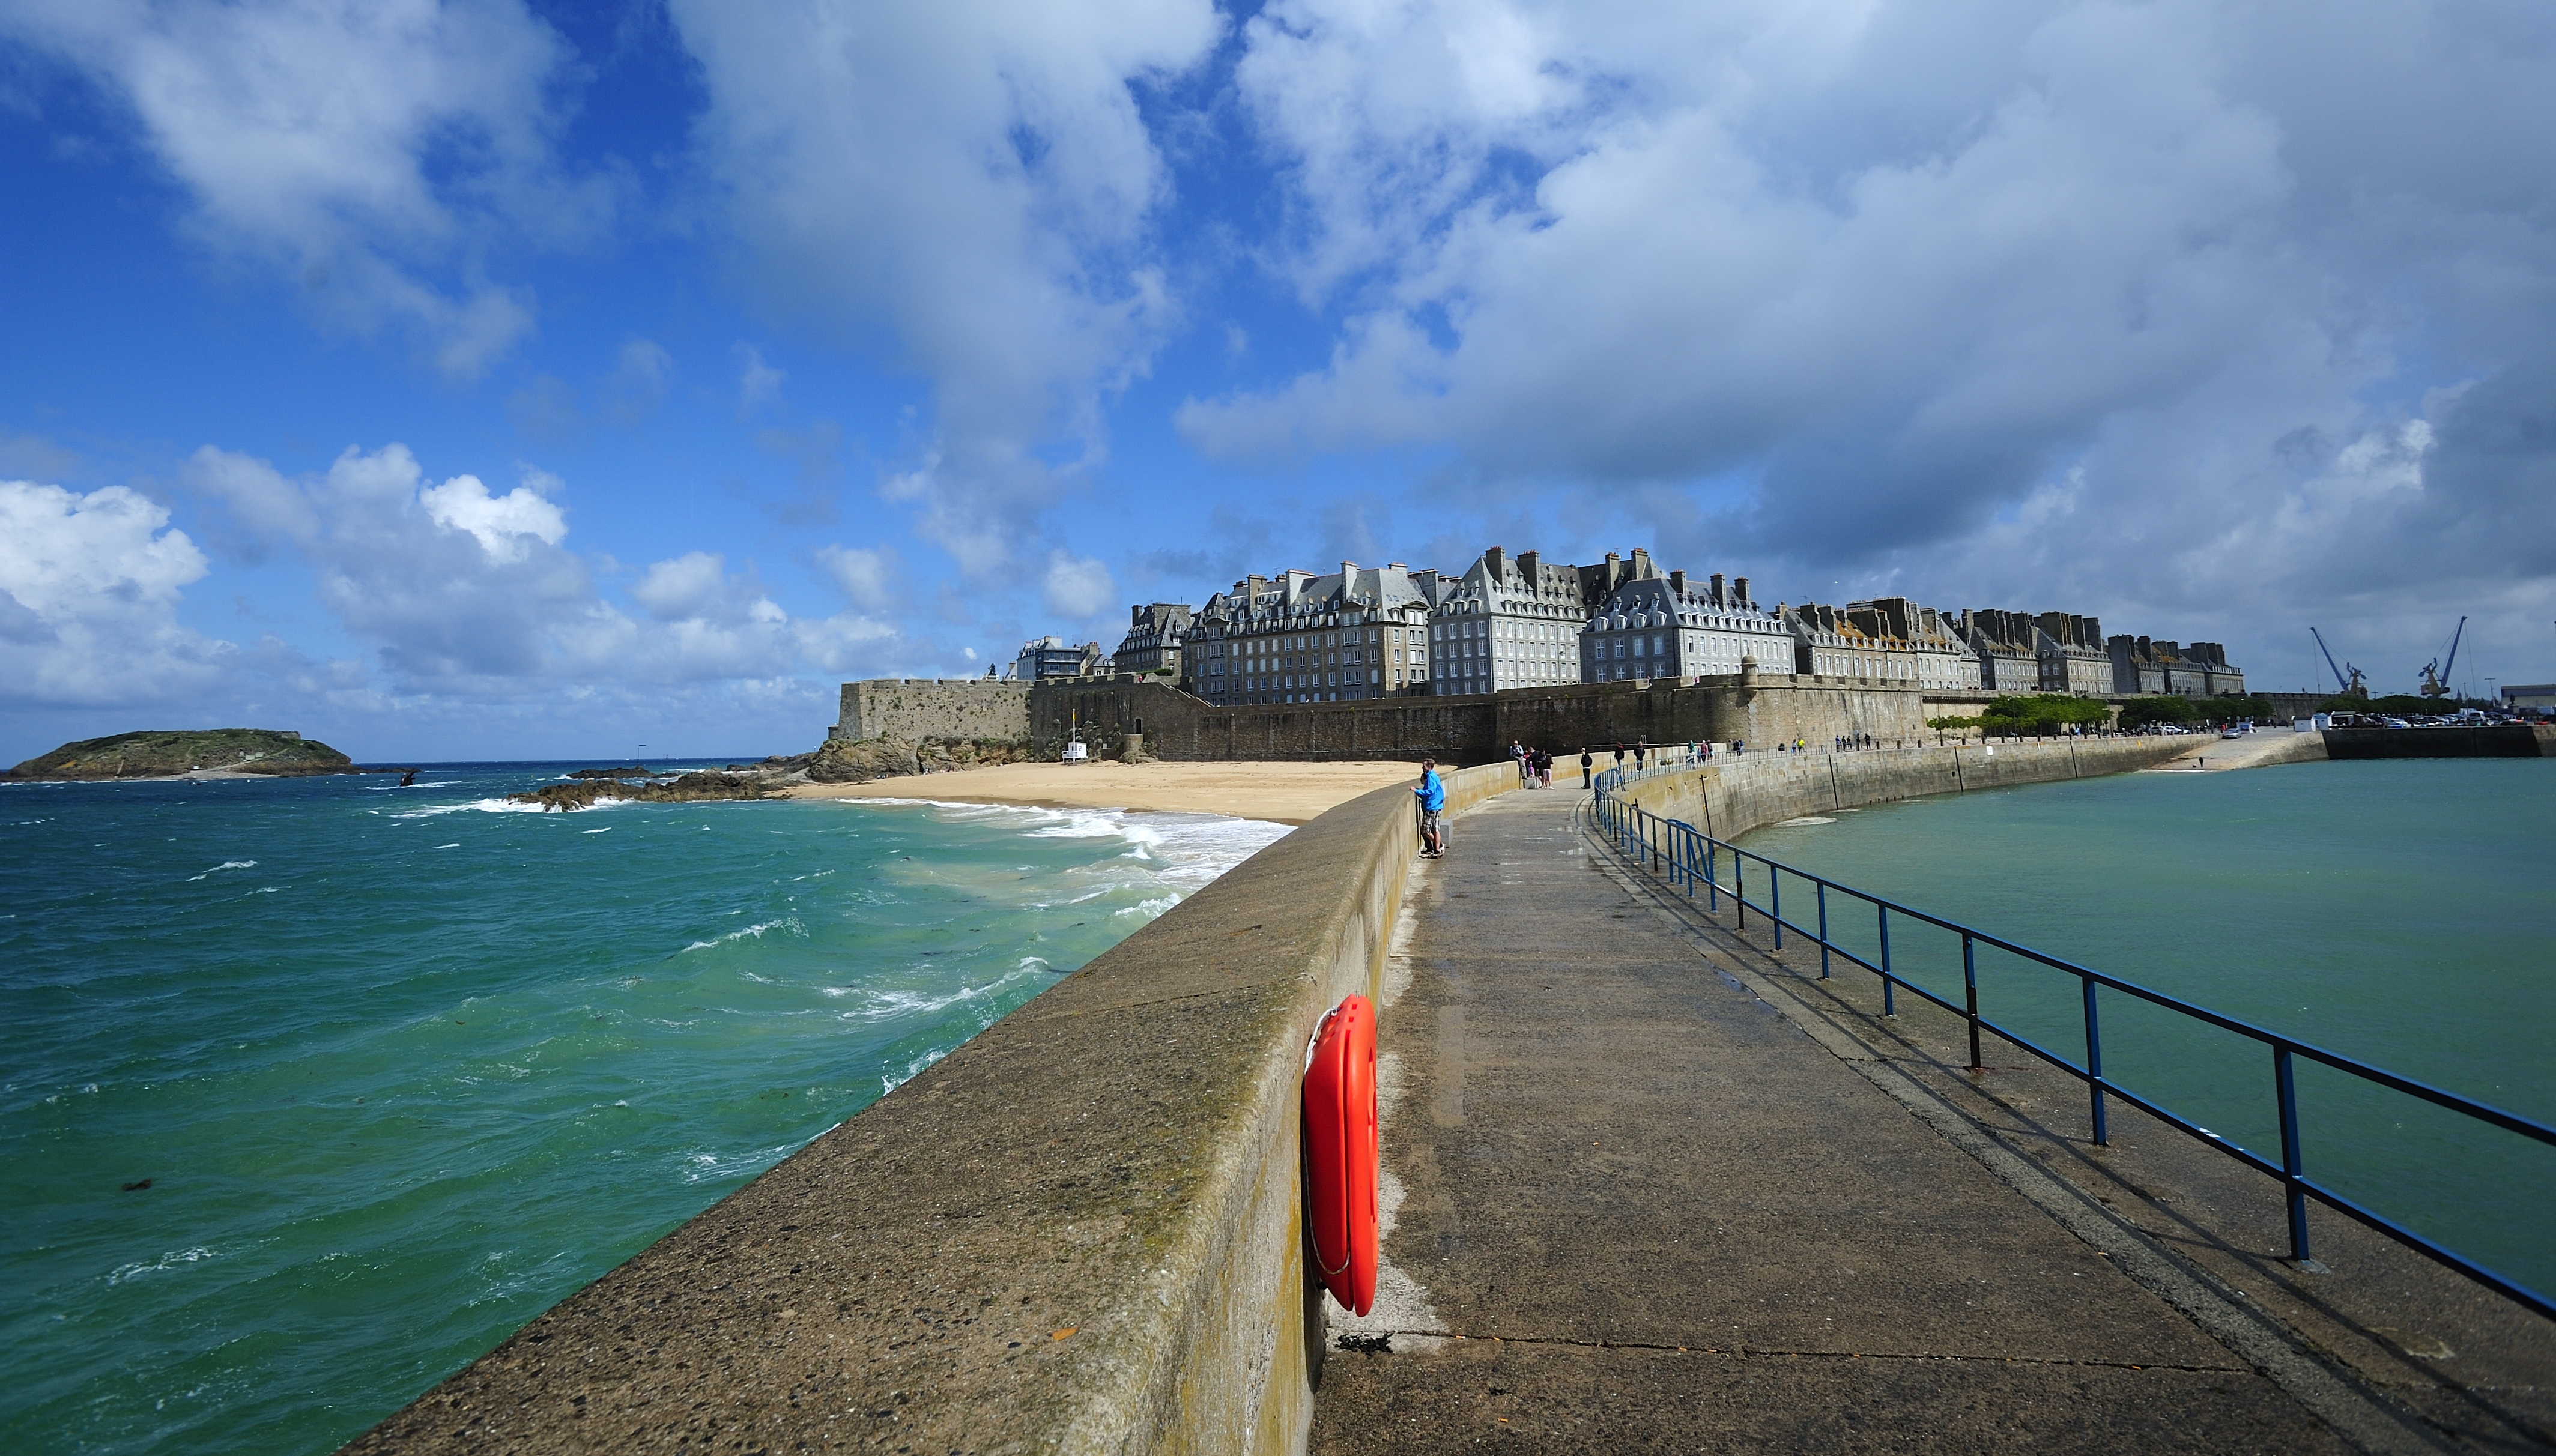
[
  {"left": 1485, "top": 545, "right": 1506, "bottom": 581},
  {"left": 1669, "top": 569, "right": 1686, "bottom": 596},
  {"left": 1631, "top": 546, "right": 1653, "bottom": 578},
  {"left": 1733, "top": 576, "right": 1751, "bottom": 606},
  {"left": 1518, "top": 549, "right": 1539, "bottom": 582}
]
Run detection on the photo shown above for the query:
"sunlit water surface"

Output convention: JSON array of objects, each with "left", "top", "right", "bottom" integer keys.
[
  {"left": 1, "top": 763, "right": 1286, "bottom": 1453},
  {"left": 1740, "top": 758, "right": 2555, "bottom": 1299}
]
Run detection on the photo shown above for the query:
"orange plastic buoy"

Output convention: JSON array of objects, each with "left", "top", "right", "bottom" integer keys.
[{"left": 1302, "top": 995, "right": 1379, "bottom": 1316}]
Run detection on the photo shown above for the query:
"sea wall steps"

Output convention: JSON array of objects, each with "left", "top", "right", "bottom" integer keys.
[{"left": 342, "top": 763, "right": 1516, "bottom": 1456}]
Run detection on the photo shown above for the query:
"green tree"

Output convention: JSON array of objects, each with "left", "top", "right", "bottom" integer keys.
[
  {"left": 2117, "top": 696, "right": 2200, "bottom": 731},
  {"left": 1980, "top": 695, "right": 2111, "bottom": 736}
]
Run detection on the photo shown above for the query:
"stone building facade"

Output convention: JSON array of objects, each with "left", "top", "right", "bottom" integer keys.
[
  {"left": 2035, "top": 612, "right": 2112, "bottom": 695},
  {"left": 2108, "top": 636, "right": 2247, "bottom": 698},
  {"left": 1960, "top": 609, "right": 2108, "bottom": 695},
  {"left": 1108, "top": 603, "right": 1192, "bottom": 681},
  {"left": 1014, "top": 635, "right": 1105, "bottom": 680},
  {"left": 1426, "top": 546, "right": 1608, "bottom": 696},
  {"left": 1581, "top": 568, "right": 1793, "bottom": 684},
  {"left": 1187, "top": 563, "right": 1449, "bottom": 705}
]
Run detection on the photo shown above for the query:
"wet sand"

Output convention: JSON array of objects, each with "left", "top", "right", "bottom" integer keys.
[{"left": 778, "top": 759, "right": 1443, "bottom": 826}]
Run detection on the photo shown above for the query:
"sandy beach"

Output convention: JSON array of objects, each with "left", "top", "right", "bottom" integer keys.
[{"left": 778, "top": 759, "right": 1437, "bottom": 825}]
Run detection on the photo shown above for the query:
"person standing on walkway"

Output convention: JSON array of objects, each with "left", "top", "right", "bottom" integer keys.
[
  {"left": 1613, "top": 742, "right": 1626, "bottom": 771},
  {"left": 1415, "top": 758, "right": 1447, "bottom": 857},
  {"left": 1533, "top": 746, "right": 1552, "bottom": 788},
  {"left": 1510, "top": 739, "right": 1530, "bottom": 786},
  {"left": 1579, "top": 747, "right": 1594, "bottom": 788}
]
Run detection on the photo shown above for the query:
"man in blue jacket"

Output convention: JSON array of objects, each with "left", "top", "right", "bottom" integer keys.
[{"left": 1415, "top": 758, "right": 1447, "bottom": 858}]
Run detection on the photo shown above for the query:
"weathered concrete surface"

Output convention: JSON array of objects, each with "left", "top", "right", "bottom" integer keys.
[
  {"left": 1311, "top": 790, "right": 2353, "bottom": 1452},
  {"left": 341, "top": 763, "right": 1516, "bottom": 1455},
  {"left": 1616, "top": 737, "right": 2193, "bottom": 845}
]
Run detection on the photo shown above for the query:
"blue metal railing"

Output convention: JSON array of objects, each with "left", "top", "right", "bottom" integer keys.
[{"left": 1590, "top": 767, "right": 2556, "bottom": 1321}]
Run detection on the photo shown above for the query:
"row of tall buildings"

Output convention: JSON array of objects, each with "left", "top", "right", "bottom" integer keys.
[{"left": 1011, "top": 546, "right": 2246, "bottom": 703}]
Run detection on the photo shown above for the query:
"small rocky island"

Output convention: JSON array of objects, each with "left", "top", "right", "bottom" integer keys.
[{"left": 4, "top": 728, "right": 372, "bottom": 781}]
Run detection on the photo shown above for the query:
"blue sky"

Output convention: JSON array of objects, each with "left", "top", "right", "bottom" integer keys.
[{"left": 4, "top": 0, "right": 2553, "bottom": 763}]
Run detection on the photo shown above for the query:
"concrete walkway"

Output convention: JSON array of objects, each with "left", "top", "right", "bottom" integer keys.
[{"left": 1309, "top": 787, "right": 2349, "bottom": 1452}]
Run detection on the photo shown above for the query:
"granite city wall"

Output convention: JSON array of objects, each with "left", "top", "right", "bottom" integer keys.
[
  {"left": 837, "top": 678, "right": 1031, "bottom": 743},
  {"left": 342, "top": 761, "right": 1518, "bottom": 1456},
  {"left": 1024, "top": 676, "right": 1935, "bottom": 766}
]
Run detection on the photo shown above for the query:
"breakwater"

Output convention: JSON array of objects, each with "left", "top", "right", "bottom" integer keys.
[
  {"left": 1607, "top": 736, "right": 2192, "bottom": 842},
  {"left": 2322, "top": 723, "right": 2551, "bottom": 758},
  {"left": 341, "top": 737, "right": 2214, "bottom": 1453},
  {"left": 343, "top": 763, "right": 1519, "bottom": 1455}
]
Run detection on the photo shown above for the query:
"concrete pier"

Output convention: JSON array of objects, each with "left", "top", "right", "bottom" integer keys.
[{"left": 1310, "top": 787, "right": 2474, "bottom": 1452}]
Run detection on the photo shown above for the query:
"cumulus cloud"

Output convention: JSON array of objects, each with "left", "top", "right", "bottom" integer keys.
[
  {"left": 1176, "top": 0, "right": 2556, "bottom": 684},
  {"left": 817, "top": 543, "right": 898, "bottom": 611},
  {"left": 417, "top": 471, "right": 568, "bottom": 562},
  {"left": 183, "top": 443, "right": 902, "bottom": 695},
  {"left": 3, "top": 0, "right": 611, "bottom": 376},
  {"left": 0, "top": 480, "right": 230, "bottom": 705},
  {"left": 1040, "top": 549, "right": 1116, "bottom": 621},
  {"left": 669, "top": 0, "right": 1220, "bottom": 569}
]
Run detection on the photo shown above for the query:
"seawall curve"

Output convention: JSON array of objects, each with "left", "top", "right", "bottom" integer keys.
[
  {"left": 342, "top": 762, "right": 1519, "bottom": 1455},
  {"left": 1608, "top": 736, "right": 2196, "bottom": 847}
]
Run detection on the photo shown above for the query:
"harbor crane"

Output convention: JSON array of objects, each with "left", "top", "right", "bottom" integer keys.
[
  {"left": 2418, "top": 615, "right": 2467, "bottom": 699},
  {"left": 2310, "top": 627, "right": 2367, "bottom": 699}
]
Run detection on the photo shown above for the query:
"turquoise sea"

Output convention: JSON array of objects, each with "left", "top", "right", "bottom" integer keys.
[
  {"left": 1739, "top": 757, "right": 2556, "bottom": 1299},
  {"left": 0, "top": 764, "right": 1286, "bottom": 1454}
]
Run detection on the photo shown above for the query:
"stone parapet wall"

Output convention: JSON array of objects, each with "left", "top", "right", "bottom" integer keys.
[
  {"left": 1614, "top": 737, "right": 2193, "bottom": 844},
  {"left": 344, "top": 761, "right": 1519, "bottom": 1456},
  {"left": 838, "top": 678, "right": 1031, "bottom": 743}
]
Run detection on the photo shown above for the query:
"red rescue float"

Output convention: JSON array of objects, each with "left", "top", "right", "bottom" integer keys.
[{"left": 1302, "top": 995, "right": 1379, "bottom": 1316}]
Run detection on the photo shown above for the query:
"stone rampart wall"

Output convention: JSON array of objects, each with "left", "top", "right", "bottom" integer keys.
[
  {"left": 1026, "top": 677, "right": 1933, "bottom": 766},
  {"left": 345, "top": 761, "right": 1521, "bottom": 1456},
  {"left": 1614, "top": 737, "right": 2193, "bottom": 844},
  {"left": 837, "top": 678, "right": 1031, "bottom": 743}
]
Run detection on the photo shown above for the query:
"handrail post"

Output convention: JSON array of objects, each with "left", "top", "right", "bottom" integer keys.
[
  {"left": 1816, "top": 881, "right": 1830, "bottom": 979},
  {"left": 1771, "top": 866, "right": 1784, "bottom": 950},
  {"left": 1963, "top": 932, "right": 1982, "bottom": 1071},
  {"left": 2082, "top": 976, "right": 2108, "bottom": 1146},
  {"left": 1879, "top": 905, "right": 1894, "bottom": 1015},
  {"left": 1735, "top": 852, "right": 1746, "bottom": 930},
  {"left": 1706, "top": 839, "right": 1719, "bottom": 911},
  {"left": 2276, "top": 1047, "right": 2312, "bottom": 1266}
]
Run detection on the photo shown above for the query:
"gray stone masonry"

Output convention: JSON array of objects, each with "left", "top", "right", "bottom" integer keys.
[{"left": 837, "top": 678, "right": 1030, "bottom": 743}]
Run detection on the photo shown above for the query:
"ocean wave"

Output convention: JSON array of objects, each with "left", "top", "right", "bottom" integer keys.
[
  {"left": 680, "top": 917, "right": 805, "bottom": 953},
  {"left": 107, "top": 1246, "right": 219, "bottom": 1286},
  {"left": 387, "top": 797, "right": 547, "bottom": 819},
  {"left": 1775, "top": 816, "right": 1837, "bottom": 827},
  {"left": 185, "top": 859, "right": 258, "bottom": 881}
]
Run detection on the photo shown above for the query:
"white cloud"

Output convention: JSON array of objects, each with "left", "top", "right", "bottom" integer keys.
[
  {"left": 668, "top": 0, "right": 1220, "bottom": 567},
  {"left": 816, "top": 543, "right": 897, "bottom": 611},
  {"left": 1179, "top": 0, "right": 2556, "bottom": 689},
  {"left": 631, "top": 551, "right": 729, "bottom": 621},
  {"left": 0, "top": 480, "right": 230, "bottom": 705},
  {"left": 1040, "top": 549, "right": 1115, "bottom": 620},
  {"left": 4, "top": 0, "right": 608, "bottom": 376},
  {"left": 418, "top": 472, "right": 568, "bottom": 562},
  {"left": 734, "top": 343, "right": 786, "bottom": 414},
  {"left": 180, "top": 443, "right": 913, "bottom": 696}
]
